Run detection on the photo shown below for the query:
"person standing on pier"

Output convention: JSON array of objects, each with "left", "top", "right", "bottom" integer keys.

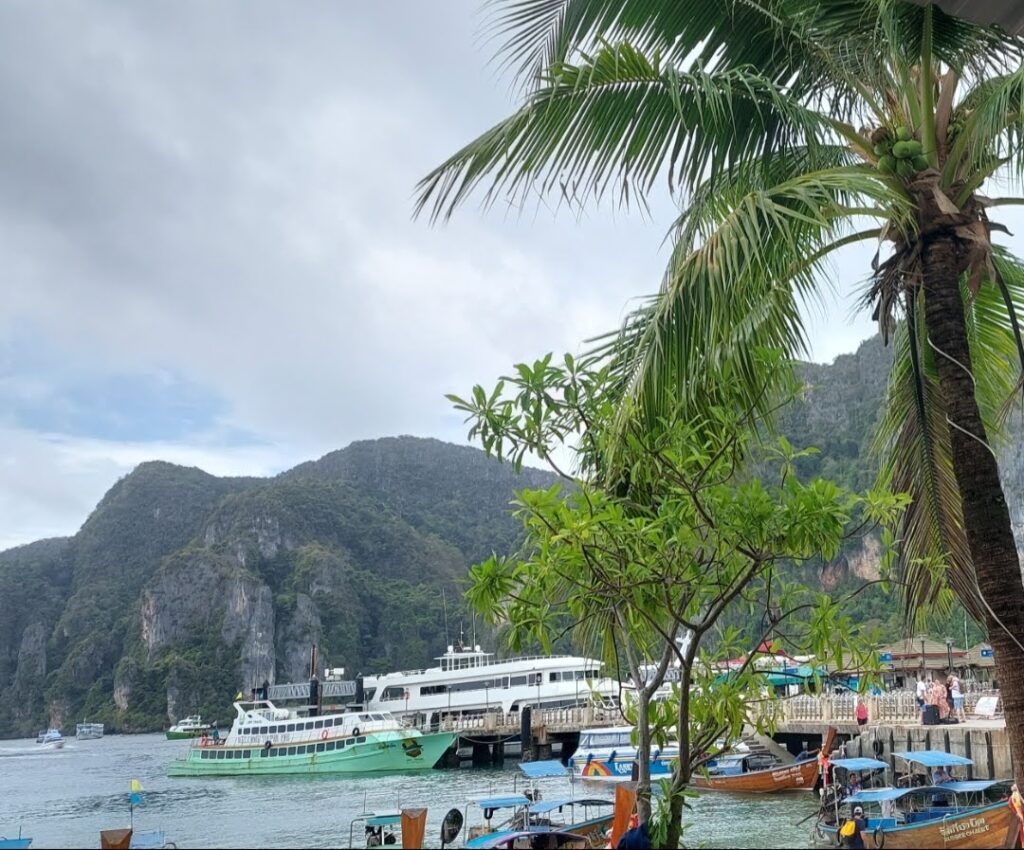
[{"left": 855, "top": 699, "right": 868, "bottom": 727}]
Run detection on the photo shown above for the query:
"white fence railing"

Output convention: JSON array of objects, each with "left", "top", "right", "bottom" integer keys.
[{"left": 754, "top": 689, "right": 1002, "bottom": 726}]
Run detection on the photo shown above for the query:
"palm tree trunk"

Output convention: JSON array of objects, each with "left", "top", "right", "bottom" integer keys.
[{"left": 921, "top": 232, "right": 1024, "bottom": 783}]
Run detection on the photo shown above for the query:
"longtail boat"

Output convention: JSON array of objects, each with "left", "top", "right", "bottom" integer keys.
[
  {"left": 814, "top": 783, "right": 1017, "bottom": 848},
  {"left": 692, "top": 727, "right": 835, "bottom": 792}
]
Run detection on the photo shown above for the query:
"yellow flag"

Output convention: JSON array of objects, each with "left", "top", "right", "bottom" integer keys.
[{"left": 130, "top": 779, "right": 143, "bottom": 792}]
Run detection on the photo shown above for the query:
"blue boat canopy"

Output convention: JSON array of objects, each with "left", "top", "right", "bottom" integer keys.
[
  {"left": 366, "top": 815, "right": 402, "bottom": 827},
  {"left": 893, "top": 750, "right": 973, "bottom": 767},
  {"left": 831, "top": 758, "right": 888, "bottom": 771},
  {"left": 940, "top": 780, "right": 1007, "bottom": 794},
  {"left": 471, "top": 795, "right": 530, "bottom": 810},
  {"left": 519, "top": 760, "right": 569, "bottom": 779},
  {"left": 528, "top": 798, "right": 614, "bottom": 814},
  {"left": 845, "top": 787, "right": 919, "bottom": 803}
]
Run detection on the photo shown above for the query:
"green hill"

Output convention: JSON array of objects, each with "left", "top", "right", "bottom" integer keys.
[{"left": 0, "top": 342, "right": 1011, "bottom": 737}]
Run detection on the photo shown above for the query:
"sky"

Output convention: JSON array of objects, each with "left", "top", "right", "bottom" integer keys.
[{"left": 2, "top": 0, "right": 1005, "bottom": 551}]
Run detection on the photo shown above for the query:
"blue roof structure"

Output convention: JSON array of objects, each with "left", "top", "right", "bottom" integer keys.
[
  {"left": 528, "top": 798, "right": 613, "bottom": 814},
  {"left": 471, "top": 795, "right": 529, "bottom": 810},
  {"left": 893, "top": 750, "right": 973, "bottom": 767},
  {"left": 941, "top": 780, "right": 1006, "bottom": 794},
  {"left": 831, "top": 758, "right": 888, "bottom": 771},
  {"left": 845, "top": 787, "right": 918, "bottom": 803},
  {"left": 519, "top": 760, "right": 569, "bottom": 779}
]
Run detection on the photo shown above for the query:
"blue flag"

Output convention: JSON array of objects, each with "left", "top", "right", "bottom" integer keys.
[{"left": 129, "top": 779, "right": 144, "bottom": 807}]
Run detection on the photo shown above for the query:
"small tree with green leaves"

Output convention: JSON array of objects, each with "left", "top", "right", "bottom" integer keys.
[{"left": 453, "top": 353, "right": 904, "bottom": 848}]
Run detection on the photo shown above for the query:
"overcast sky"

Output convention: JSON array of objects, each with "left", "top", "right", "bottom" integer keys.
[{"left": 3, "top": 1, "right": 1013, "bottom": 551}]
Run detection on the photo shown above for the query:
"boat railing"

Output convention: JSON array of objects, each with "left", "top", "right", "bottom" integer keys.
[
  {"left": 437, "top": 704, "right": 622, "bottom": 733},
  {"left": 387, "top": 654, "right": 602, "bottom": 677}
]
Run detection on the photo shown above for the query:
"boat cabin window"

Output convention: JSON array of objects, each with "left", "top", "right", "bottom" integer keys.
[
  {"left": 314, "top": 720, "right": 324, "bottom": 729},
  {"left": 371, "top": 713, "right": 385, "bottom": 720},
  {"left": 360, "top": 714, "right": 371, "bottom": 721},
  {"left": 382, "top": 686, "right": 407, "bottom": 701},
  {"left": 581, "top": 732, "right": 632, "bottom": 748},
  {"left": 421, "top": 685, "right": 446, "bottom": 696},
  {"left": 287, "top": 723, "right": 296, "bottom": 732},
  {"left": 305, "top": 721, "right": 314, "bottom": 730},
  {"left": 259, "top": 726, "right": 268, "bottom": 735}
]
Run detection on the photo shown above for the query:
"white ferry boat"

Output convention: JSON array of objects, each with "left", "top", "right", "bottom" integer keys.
[
  {"left": 167, "top": 698, "right": 454, "bottom": 776},
  {"left": 362, "top": 641, "right": 621, "bottom": 728},
  {"left": 76, "top": 722, "right": 104, "bottom": 740}
]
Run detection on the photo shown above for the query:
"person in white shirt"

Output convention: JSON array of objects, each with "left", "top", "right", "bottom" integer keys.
[
  {"left": 950, "top": 675, "right": 965, "bottom": 721},
  {"left": 916, "top": 678, "right": 927, "bottom": 713}
]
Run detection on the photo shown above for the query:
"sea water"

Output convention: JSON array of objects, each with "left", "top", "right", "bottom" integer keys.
[{"left": 0, "top": 734, "right": 818, "bottom": 848}]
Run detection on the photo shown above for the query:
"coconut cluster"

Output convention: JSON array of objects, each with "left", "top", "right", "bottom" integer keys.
[{"left": 874, "top": 126, "right": 928, "bottom": 178}]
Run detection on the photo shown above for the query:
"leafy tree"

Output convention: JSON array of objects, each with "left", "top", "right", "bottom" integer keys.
[
  {"left": 419, "top": 0, "right": 1024, "bottom": 779},
  {"left": 453, "top": 354, "right": 903, "bottom": 847}
]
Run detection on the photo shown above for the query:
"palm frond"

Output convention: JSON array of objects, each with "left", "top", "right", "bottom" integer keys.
[
  {"left": 595, "top": 167, "right": 906, "bottom": 428},
  {"left": 945, "top": 65, "right": 1024, "bottom": 187},
  {"left": 416, "top": 43, "right": 835, "bottom": 221}
]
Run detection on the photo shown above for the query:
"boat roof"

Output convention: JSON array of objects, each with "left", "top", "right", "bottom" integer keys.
[
  {"left": 845, "top": 787, "right": 919, "bottom": 803},
  {"left": 528, "top": 798, "right": 614, "bottom": 814},
  {"left": 846, "top": 781, "right": 1004, "bottom": 805},
  {"left": 893, "top": 750, "right": 973, "bottom": 767},
  {"left": 580, "top": 726, "right": 633, "bottom": 735},
  {"left": 348, "top": 810, "right": 403, "bottom": 827},
  {"left": 831, "top": 758, "right": 888, "bottom": 771},
  {"left": 937, "top": 780, "right": 1007, "bottom": 794},
  {"left": 470, "top": 795, "right": 530, "bottom": 810},
  {"left": 519, "top": 760, "right": 568, "bottom": 779},
  {"left": 466, "top": 830, "right": 586, "bottom": 849}
]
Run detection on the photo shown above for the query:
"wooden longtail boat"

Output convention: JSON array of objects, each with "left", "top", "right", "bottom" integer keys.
[
  {"left": 816, "top": 794, "right": 1019, "bottom": 848},
  {"left": 692, "top": 727, "right": 836, "bottom": 793}
]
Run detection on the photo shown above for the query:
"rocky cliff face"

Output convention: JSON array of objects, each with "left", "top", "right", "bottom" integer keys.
[{"left": 0, "top": 437, "right": 542, "bottom": 736}]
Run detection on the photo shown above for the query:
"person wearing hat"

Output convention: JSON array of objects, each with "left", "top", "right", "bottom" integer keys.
[{"left": 838, "top": 805, "right": 867, "bottom": 848}]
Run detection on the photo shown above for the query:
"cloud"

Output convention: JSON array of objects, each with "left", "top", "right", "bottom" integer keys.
[{"left": 14, "top": 0, "right": 997, "bottom": 548}]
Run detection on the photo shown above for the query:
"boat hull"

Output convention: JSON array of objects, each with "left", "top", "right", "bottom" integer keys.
[
  {"left": 0, "top": 840, "right": 32, "bottom": 849},
  {"left": 165, "top": 729, "right": 210, "bottom": 740},
  {"left": 693, "top": 727, "right": 835, "bottom": 793},
  {"left": 167, "top": 731, "right": 455, "bottom": 776},
  {"left": 692, "top": 756, "right": 820, "bottom": 793},
  {"left": 817, "top": 801, "right": 1018, "bottom": 849}
]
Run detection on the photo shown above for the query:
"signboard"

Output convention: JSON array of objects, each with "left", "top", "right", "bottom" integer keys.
[
  {"left": 980, "top": 648, "right": 993, "bottom": 658},
  {"left": 878, "top": 652, "right": 893, "bottom": 663},
  {"left": 974, "top": 696, "right": 999, "bottom": 719}
]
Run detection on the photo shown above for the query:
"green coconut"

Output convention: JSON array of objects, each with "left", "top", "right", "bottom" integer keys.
[
  {"left": 896, "top": 159, "right": 916, "bottom": 179},
  {"left": 895, "top": 126, "right": 913, "bottom": 142},
  {"left": 878, "top": 155, "right": 897, "bottom": 174},
  {"left": 905, "top": 139, "right": 923, "bottom": 157},
  {"left": 912, "top": 155, "right": 929, "bottom": 171},
  {"left": 873, "top": 142, "right": 890, "bottom": 157},
  {"left": 891, "top": 140, "right": 911, "bottom": 159}
]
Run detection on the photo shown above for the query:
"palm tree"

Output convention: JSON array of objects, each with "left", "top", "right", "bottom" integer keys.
[{"left": 417, "top": 0, "right": 1024, "bottom": 784}]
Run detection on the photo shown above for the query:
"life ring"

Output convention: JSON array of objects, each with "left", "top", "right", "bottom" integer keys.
[
  {"left": 873, "top": 825, "right": 885, "bottom": 849},
  {"left": 353, "top": 727, "right": 360, "bottom": 737},
  {"left": 872, "top": 739, "right": 884, "bottom": 757},
  {"left": 321, "top": 730, "right": 329, "bottom": 741},
  {"left": 263, "top": 740, "right": 272, "bottom": 752}
]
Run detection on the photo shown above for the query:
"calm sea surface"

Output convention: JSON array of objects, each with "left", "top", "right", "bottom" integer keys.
[{"left": 0, "top": 734, "right": 820, "bottom": 848}]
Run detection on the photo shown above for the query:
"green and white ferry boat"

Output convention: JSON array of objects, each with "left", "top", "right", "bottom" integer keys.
[{"left": 167, "top": 697, "right": 456, "bottom": 776}]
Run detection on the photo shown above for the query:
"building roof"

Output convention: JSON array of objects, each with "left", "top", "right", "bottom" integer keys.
[
  {"left": 965, "top": 643, "right": 996, "bottom": 668},
  {"left": 878, "top": 637, "right": 966, "bottom": 668},
  {"left": 904, "top": 0, "right": 1024, "bottom": 35}
]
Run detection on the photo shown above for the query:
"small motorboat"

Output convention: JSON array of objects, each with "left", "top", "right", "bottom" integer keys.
[{"left": 35, "top": 729, "right": 63, "bottom": 748}]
